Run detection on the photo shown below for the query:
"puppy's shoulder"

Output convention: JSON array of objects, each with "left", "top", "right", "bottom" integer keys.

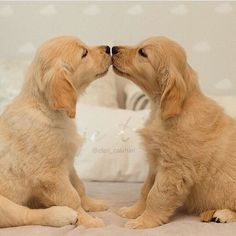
[{"left": 138, "top": 109, "right": 163, "bottom": 140}]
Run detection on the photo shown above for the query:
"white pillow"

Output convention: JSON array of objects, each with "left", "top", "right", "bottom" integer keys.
[
  {"left": 125, "top": 82, "right": 150, "bottom": 110},
  {"left": 75, "top": 97, "right": 236, "bottom": 182},
  {"left": 75, "top": 103, "right": 149, "bottom": 182}
]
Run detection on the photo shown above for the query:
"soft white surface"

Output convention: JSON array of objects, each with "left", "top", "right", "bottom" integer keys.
[
  {"left": 75, "top": 97, "right": 236, "bottom": 182},
  {"left": 75, "top": 103, "right": 149, "bottom": 182},
  {"left": 0, "top": 182, "right": 235, "bottom": 236}
]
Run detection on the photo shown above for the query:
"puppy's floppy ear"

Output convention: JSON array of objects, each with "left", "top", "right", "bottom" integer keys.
[
  {"left": 46, "top": 65, "right": 77, "bottom": 118},
  {"left": 160, "top": 67, "right": 187, "bottom": 120}
]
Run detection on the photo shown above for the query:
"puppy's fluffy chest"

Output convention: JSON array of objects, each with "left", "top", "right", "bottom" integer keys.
[
  {"left": 139, "top": 110, "right": 201, "bottom": 172},
  {"left": 139, "top": 104, "right": 236, "bottom": 185},
  {"left": 0, "top": 106, "right": 81, "bottom": 174}
]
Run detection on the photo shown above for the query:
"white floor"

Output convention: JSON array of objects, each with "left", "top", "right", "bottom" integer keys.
[{"left": 0, "top": 181, "right": 236, "bottom": 236}]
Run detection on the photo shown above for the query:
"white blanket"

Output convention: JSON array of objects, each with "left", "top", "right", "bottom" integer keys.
[{"left": 0, "top": 182, "right": 235, "bottom": 236}]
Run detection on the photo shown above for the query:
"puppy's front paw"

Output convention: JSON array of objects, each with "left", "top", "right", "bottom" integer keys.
[
  {"left": 45, "top": 206, "right": 78, "bottom": 227},
  {"left": 212, "top": 209, "right": 236, "bottom": 223},
  {"left": 125, "top": 215, "right": 162, "bottom": 229},
  {"left": 82, "top": 197, "right": 108, "bottom": 212},
  {"left": 200, "top": 210, "right": 215, "bottom": 222},
  {"left": 118, "top": 206, "right": 143, "bottom": 219},
  {"left": 77, "top": 215, "right": 105, "bottom": 228}
]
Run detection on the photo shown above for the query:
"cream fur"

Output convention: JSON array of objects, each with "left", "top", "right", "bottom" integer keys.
[
  {"left": 112, "top": 36, "right": 236, "bottom": 229},
  {"left": 0, "top": 36, "right": 111, "bottom": 228}
]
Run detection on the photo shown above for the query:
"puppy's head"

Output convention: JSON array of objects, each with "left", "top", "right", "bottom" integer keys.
[
  {"left": 112, "top": 37, "right": 197, "bottom": 120},
  {"left": 32, "top": 36, "right": 111, "bottom": 118}
]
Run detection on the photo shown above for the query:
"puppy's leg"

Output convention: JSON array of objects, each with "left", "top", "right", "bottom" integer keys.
[
  {"left": 70, "top": 167, "right": 108, "bottom": 212},
  {"left": 201, "top": 209, "right": 236, "bottom": 223},
  {"left": 126, "top": 167, "right": 192, "bottom": 229},
  {"left": 0, "top": 194, "right": 77, "bottom": 227},
  {"left": 118, "top": 168, "right": 155, "bottom": 219},
  {"left": 37, "top": 177, "right": 104, "bottom": 228}
]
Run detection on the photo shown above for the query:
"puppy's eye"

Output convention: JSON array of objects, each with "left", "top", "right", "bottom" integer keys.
[
  {"left": 82, "top": 49, "right": 88, "bottom": 59},
  {"left": 138, "top": 48, "right": 147, "bottom": 58}
]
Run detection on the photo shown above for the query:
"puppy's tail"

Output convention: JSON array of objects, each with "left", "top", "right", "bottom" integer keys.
[{"left": 0, "top": 194, "right": 78, "bottom": 227}]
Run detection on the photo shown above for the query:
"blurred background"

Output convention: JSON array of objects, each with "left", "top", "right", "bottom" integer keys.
[
  {"left": 0, "top": 1, "right": 236, "bottom": 95},
  {"left": 0, "top": 1, "right": 236, "bottom": 182}
]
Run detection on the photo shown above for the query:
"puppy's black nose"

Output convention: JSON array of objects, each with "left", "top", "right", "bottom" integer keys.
[
  {"left": 112, "top": 46, "right": 119, "bottom": 55},
  {"left": 105, "top": 46, "right": 110, "bottom": 54}
]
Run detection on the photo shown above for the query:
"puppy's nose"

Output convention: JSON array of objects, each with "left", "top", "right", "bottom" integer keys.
[
  {"left": 105, "top": 46, "right": 110, "bottom": 54},
  {"left": 112, "top": 46, "right": 119, "bottom": 55}
]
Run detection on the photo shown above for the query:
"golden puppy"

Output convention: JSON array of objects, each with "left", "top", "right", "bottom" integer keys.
[
  {"left": 112, "top": 37, "right": 236, "bottom": 229},
  {"left": 0, "top": 36, "right": 111, "bottom": 228}
]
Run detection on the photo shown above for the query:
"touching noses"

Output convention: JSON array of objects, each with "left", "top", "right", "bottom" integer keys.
[
  {"left": 112, "top": 46, "right": 120, "bottom": 55},
  {"left": 102, "top": 46, "right": 121, "bottom": 55},
  {"left": 103, "top": 45, "right": 110, "bottom": 54}
]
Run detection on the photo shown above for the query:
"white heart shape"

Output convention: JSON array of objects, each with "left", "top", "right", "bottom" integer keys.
[
  {"left": 83, "top": 5, "right": 101, "bottom": 15},
  {"left": 127, "top": 5, "right": 144, "bottom": 15},
  {"left": 192, "top": 41, "right": 210, "bottom": 53},
  {"left": 170, "top": 5, "right": 188, "bottom": 15},
  {"left": 0, "top": 5, "right": 13, "bottom": 17},
  {"left": 40, "top": 5, "right": 57, "bottom": 15},
  {"left": 215, "top": 3, "right": 233, "bottom": 14},
  {"left": 18, "top": 43, "right": 36, "bottom": 55},
  {"left": 215, "top": 79, "right": 232, "bottom": 90}
]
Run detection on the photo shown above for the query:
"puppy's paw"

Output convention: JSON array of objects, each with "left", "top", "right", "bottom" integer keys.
[
  {"left": 118, "top": 206, "right": 143, "bottom": 219},
  {"left": 125, "top": 215, "right": 161, "bottom": 229},
  {"left": 212, "top": 209, "right": 236, "bottom": 223},
  {"left": 82, "top": 197, "right": 109, "bottom": 212},
  {"left": 77, "top": 215, "right": 105, "bottom": 228},
  {"left": 45, "top": 206, "right": 78, "bottom": 227},
  {"left": 200, "top": 210, "right": 216, "bottom": 222}
]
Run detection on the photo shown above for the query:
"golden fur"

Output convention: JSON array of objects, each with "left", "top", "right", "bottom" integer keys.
[
  {"left": 112, "top": 36, "right": 236, "bottom": 228},
  {"left": 0, "top": 36, "right": 111, "bottom": 228}
]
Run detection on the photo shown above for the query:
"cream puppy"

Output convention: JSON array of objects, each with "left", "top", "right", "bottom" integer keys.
[
  {"left": 112, "top": 37, "right": 236, "bottom": 229},
  {"left": 0, "top": 36, "right": 111, "bottom": 228}
]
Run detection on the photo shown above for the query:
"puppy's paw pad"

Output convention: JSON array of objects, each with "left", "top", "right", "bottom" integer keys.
[
  {"left": 212, "top": 209, "right": 236, "bottom": 223},
  {"left": 125, "top": 219, "right": 144, "bottom": 229},
  {"left": 118, "top": 207, "right": 141, "bottom": 219},
  {"left": 125, "top": 216, "right": 160, "bottom": 229},
  {"left": 83, "top": 198, "right": 109, "bottom": 212},
  {"left": 200, "top": 210, "right": 215, "bottom": 222},
  {"left": 212, "top": 217, "right": 221, "bottom": 223},
  {"left": 78, "top": 216, "right": 105, "bottom": 228}
]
